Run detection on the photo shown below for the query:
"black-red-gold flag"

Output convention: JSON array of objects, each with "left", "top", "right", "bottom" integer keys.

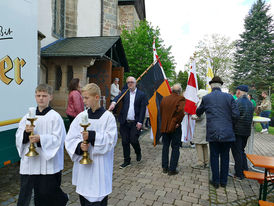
[{"left": 138, "top": 60, "right": 171, "bottom": 146}]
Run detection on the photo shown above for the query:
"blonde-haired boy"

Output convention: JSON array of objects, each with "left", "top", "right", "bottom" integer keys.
[
  {"left": 16, "top": 84, "right": 68, "bottom": 206},
  {"left": 65, "top": 83, "right": 117, "bottom": 206}
]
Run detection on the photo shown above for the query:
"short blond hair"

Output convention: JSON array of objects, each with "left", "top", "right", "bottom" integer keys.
[
  {"left": 82, "top": 83, "right": 101, "bottom": 97},
  {"left": 35, "top": 84, "right": 53, "bottom": 95}
]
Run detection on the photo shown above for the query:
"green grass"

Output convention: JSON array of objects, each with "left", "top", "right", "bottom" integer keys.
[{"left": 254, "top": 123, "right": 274, "bottom": 135}]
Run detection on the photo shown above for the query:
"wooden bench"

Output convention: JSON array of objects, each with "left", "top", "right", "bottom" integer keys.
[
  {"left": 244, "top": 171, "right": 264, "bottom": 184},
  {"left": 259, "top": 200, "right": 274, "bottom": 206},
  {"left": 244, "top": 170, "right": 274, "bottom": 200}
]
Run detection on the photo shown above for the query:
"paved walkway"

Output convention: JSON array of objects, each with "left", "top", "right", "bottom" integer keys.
[{"left": 1, "top": 131, "right": 273, "bottom": 206}]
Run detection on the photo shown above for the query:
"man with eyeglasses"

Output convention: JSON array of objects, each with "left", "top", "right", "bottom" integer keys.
[{"left": 109, "top": 76, "right": 148, "bottom": 168}]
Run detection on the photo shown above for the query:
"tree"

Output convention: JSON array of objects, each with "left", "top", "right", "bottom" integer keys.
[
  {"left": 176, "top": 70, "right": 205, "bottom": 91},
  {"left": 121, "top": 20, "right": 176, "bottom": 82},
  {"left": 192, "top": 34, "right": 235, "bottom": 88},
  {"left": 176, "top": 71, "right": 189, "bottom": 90},
  {"left": 232, "top": 0, "right": 274, "bottom": 93}
]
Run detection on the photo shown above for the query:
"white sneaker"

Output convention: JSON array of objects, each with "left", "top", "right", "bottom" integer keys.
[{"left": 261, "top": 129, "right": 268, "bottom": 133}]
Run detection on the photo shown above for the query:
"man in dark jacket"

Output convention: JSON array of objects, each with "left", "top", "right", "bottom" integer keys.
[
  {"left": 108, "top": 76, "right": 148, "bottom": 169},
  {"left": 196, "top": 76, "right": 239, "bottom": 188},
  {"left": 160, "top": 83, "right": 185, "bottom": 175},
  {"left": 231, "top": 85, "right": 254, "bottom": 180}
]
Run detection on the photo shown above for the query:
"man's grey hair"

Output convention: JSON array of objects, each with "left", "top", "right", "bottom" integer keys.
[
  {"left": 114, "top": 78, "right": 119, "bottom": 82},
  {"left": 171, "top": 83, "right": 182, "bottom": 94},
  {"left": 126, "top": 76, "right": 136, "bottom": 83},
  {"left": 210, "top": 83, "right": 222, "bottom": 89}
]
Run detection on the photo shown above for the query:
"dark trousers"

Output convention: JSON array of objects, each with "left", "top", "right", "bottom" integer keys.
[
  {"left": 17, "top": 172, "right": 68, "bottom": 206},
  {"left": 67, "top": 114, "right": 75, "bottom": 124},
  {"left": 162, "top": 127, "right": 181, "bottom": 171},
  {"left": 79, "top": 195, "right": 108, "bottom": 206},
  {"left": 231, "top": 135, "right": 249, "bottom": 178},
  {"left": 209, "top": 142, "right": 232, "bottom": 185},
  {"left": 120, "top": 121, "right": 141, "bottom": 163},
  {"left": 145, "top": 118, "right": 150, "bottom": 127}
]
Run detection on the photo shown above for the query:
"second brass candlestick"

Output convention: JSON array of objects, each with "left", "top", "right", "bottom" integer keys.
[
  {"left": 25, "top": 117, "right": 39, "bottom": 157},
  {"left": 79, "top": 123, "right": 92, "bottom": 164}
]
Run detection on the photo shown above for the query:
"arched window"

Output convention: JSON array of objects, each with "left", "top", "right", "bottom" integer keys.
[
  {"left": 55, "top": 66, "right": 62, "bottom": 90},
  {"left": 67, "top": 65, "right": 73, "bottom": 88}
]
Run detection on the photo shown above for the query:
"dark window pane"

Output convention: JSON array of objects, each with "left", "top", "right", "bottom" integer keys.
[
  {"left": 55, "top": 66, "right": 62, "bottom": 90},
  {"left": 67, "top": 65, "right": 73, "bottom": 88}
]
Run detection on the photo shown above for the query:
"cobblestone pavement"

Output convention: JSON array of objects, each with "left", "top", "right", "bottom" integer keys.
[{"left": 1, "top": 131, "right": 273, "bottom": 206}]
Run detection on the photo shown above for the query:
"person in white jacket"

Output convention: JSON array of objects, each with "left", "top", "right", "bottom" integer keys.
[
  {"left": 16, "top": 84, "right": 68, "bottom": 206},
  {"left": 65, "top": 83, "right": 117, "bottom": 206},
  {"left": 110, "top": 78, "right": 121, "bottom": 101}
]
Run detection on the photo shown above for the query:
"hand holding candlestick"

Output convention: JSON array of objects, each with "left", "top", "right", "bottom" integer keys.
[
  {"left": 80, "top": 112, "right": 92, "bottom": 164},
  {"left": 25, "top": 107, "right": 39, "bottom": 157}
]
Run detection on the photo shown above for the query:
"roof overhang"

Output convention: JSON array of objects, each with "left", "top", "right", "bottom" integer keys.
[{"left": 41, "top": 36, "right": 129, "bottom": 72}]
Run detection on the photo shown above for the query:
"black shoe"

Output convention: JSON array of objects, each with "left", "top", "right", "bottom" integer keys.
[
  {"left": 163, "top": 168, "right": 168, "bottom": 173},
  {"left": 168, "top": 169, "right": 179, "bottom": 176},
  {"left": 220, "top": 183, "right": 227, "bottom": 188},
  {"left": 120, "top": 162, "right": 131, "bottom": 169},
  {"left": 209, "top": 180, "right": 219, "bottom": 189},
  {"left": 136, "top": 153, "right": 142, "bottom": 162},
  {"left": 233, "top": 175, "right": 244, "bottom": 181}
]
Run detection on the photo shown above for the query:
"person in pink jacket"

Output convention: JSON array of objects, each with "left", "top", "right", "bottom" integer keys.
[{"left": 66, "top": 78, "right": 84, "bottom": 124}]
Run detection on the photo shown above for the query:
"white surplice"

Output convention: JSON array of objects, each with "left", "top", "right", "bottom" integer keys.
[
  {"left": 16, "top": 110, "right": 66, "bottom": 175},
  {"left": 65, "top": 110, "right": 117, "bottom": 202}
]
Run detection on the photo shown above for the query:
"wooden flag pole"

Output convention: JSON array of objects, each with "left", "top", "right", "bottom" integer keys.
[{"left": 115, "top": 58, "right": 159, "bottom": 105}]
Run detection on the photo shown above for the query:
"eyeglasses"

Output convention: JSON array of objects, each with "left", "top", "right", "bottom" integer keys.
[{"left": 127, "top": 81, "right": 135, "bottom": 84}]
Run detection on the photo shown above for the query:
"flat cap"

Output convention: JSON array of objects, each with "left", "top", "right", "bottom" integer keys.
[{"left": 236, "top": 85, "right": 249, "bottom": 92}]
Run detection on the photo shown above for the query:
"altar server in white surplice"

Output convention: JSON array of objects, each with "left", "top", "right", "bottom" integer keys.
[
  {"left": 65, "top": 83, "right": 117, "bottom": 206},
  {"left": 16, "top": 84, "right": 68, "bottom": 206}
]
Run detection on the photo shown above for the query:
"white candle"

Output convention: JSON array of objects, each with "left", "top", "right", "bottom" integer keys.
[
  {"left": 28, "top": 107, "right": 36, "bottom": 118},
  {"left": 81, "top": 111, "right": 89, "bottom": 125}
]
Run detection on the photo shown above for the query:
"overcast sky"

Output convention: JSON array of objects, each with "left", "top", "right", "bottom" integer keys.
[{"left": 145, "top": 0, "right": 274, "bottom": 73}]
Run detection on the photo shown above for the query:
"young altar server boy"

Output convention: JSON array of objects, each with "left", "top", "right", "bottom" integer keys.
[
  {"left": 16, "top": 84, "right": 68, "bottom": 206},
  {"left": 65, "top": 83, "right": 117, "bottom": 206}
]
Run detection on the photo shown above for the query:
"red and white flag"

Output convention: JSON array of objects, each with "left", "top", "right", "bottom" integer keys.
[{"left": 181, "top": 60, "right": 199, "bottom": 142}]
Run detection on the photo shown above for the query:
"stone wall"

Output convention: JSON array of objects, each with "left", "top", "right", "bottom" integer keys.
[
  {"left": 103, "top": 0, "right": 119, "bottom": 36},
  {"left": 43, "top": 57, "right": 91, "bottom": 116},
  {"left": 65, "top": 0, "right": 78, "bottom": 37},
  {"left": 118, "top": 5, "right": 140, "bottom": 32}
]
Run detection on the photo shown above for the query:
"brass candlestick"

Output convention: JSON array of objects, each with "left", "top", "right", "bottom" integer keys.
[
  {"left": 25, "top": 117, "right": 39, "bottom": 157},
  {"left": 79, "top": 123, "right": 92, "bottom": 164}
]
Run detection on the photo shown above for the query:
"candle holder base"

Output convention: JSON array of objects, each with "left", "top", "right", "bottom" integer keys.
[
  {"left": 79, "top": 123, "right": 92, "bottom": 165},
  {"left": 25, "top": 145, "right": 39, "bottom": 157},
  {"left": 26, "top": 118, "right": 39, "bottom": 157},
  {"left": 79, "top": 152, "right": 93, "bottom": 164}
]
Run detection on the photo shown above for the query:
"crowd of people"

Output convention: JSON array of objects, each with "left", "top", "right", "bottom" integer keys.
[{"left": 15, "top": 75, "right": 272, "bottom": 205}]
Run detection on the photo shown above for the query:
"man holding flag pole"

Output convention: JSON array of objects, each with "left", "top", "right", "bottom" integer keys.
[
  {"left": 108, "top": 37, "right": 172, "bottom": 170},
  {"left": 109, "top": 76, "right": 148, "bottom": 169}
]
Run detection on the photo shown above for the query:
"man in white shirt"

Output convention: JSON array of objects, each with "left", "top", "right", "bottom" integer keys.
[{"left": 109, "top": 76, "right": 148, "bottom": 168}]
